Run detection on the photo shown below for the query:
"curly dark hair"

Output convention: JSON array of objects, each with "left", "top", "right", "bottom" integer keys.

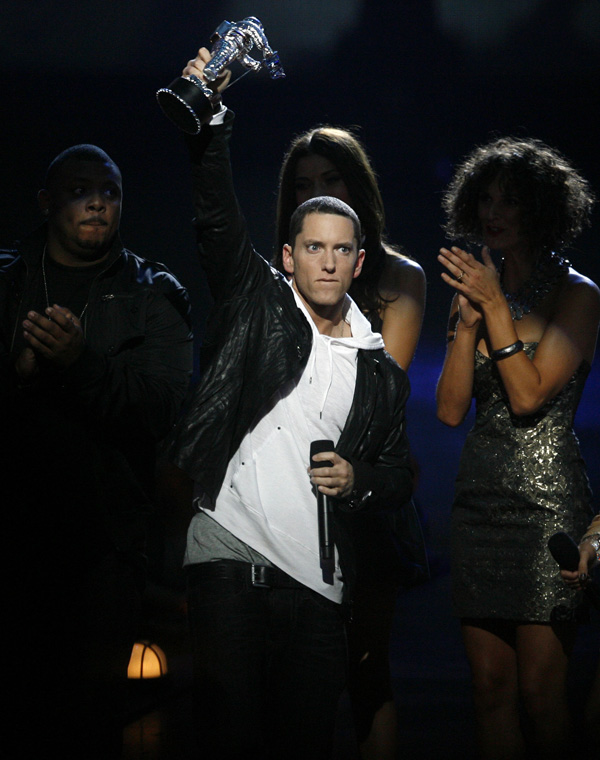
[
  {"left": 442, "top": 137, "right": 595, "bottom": 253},
  {"left": 275, "top": 126, "right": 391, "bottom": 316}
]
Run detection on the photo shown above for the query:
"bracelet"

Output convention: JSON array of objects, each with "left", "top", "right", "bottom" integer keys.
[
  {"left": 580, "top": 532, "right": 600, "bottom": 565},
  {"left": 491, "top": 340, "right": 524, "bottom": 361},
  {"left": 581, "top": 531, "right": 600, "bottom": 543}
]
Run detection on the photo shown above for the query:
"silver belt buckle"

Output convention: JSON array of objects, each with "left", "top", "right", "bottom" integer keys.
[{"left": 251, "top": 564, "right": 272, "bottom": 588}]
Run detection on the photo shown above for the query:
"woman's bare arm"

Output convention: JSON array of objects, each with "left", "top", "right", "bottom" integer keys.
[{"left": 379, "top": 253, "right": 425, "bottom": 370}]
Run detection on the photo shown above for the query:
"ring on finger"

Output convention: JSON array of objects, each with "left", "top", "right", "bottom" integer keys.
[{"left": 456, "top": 270, "right": 465, "bottom": 282}]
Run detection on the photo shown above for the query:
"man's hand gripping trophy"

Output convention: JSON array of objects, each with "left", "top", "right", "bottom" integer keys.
[{"left": 157, "top": 16, "right": 285, "bottom": 134}]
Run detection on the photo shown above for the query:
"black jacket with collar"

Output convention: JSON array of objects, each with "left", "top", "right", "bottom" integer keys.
[
  {"left": 1, "top": 227, "right": 193, "bottom": 560},
  {"left": 169, "top": 111, "right": 414, "bottom": 597}
]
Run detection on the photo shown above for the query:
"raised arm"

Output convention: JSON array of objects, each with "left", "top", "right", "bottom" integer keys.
[
  {"left": 436, "top": 289, "right": 482, "bottom": 427},
  {"left": 438, "top": 245, "right": 600, "bottom": 416},
  {"left": 182, "top": 49, "right": 270, "bottom": 303},
  {"left": 492, "top": 275, "right": 600, "bottom": 413}
]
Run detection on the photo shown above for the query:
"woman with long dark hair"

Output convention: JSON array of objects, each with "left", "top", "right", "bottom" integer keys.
[{"left": 275, "top": 126, "right": 425, "bottom": 371}]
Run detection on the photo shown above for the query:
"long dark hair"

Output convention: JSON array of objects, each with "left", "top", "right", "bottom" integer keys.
[{"left": 275, "top": 126, "right": 393, "bottom": 316}]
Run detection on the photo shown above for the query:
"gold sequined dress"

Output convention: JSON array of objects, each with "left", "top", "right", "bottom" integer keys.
[{"left": 451, "top": 343, "right": 593, "bottom": 621}]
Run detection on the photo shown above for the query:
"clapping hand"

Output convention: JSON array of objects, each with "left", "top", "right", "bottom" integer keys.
[{"left": 23, "top": 304, "right": 85, "bottom": 368}]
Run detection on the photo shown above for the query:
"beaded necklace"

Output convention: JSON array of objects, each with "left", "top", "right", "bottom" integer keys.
[{"left": 500, "top": 251, "right": 569, "bottom": 320}]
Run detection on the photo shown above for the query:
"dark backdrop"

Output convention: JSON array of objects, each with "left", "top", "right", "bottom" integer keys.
[{"left": 2, "top": 0, "right": 599, "bottom": 557}]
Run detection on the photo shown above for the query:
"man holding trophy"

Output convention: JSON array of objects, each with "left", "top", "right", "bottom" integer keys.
[{"left": 163, "top": 21, "right": 414, "bottom": 759}]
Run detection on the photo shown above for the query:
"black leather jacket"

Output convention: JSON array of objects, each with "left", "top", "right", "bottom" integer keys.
[
  {"left": 170, "top": 112, "right": 414, "bottom": 593},
  {"left": 1, "top": 227, "right": 193, "bottom": 559}
]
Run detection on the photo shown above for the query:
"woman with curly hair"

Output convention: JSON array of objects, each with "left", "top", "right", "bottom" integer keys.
[
  {"left": 275, "top": 127, "right": 427, "bottom": 760},
  {"left": 436, "top": 137, "right": 599, "bottom": 759}
]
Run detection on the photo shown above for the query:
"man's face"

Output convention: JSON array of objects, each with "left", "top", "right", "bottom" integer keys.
[
  {"left": 282, "top": 212, "right": 364, "bottom": 319},
  {"left": 39, "top": 159, "right": 122, "bottom": 266}
]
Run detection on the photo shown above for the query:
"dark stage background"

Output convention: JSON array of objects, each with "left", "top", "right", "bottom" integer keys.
[{"left": 2, "top": 0, "right": 599, "bottom": 562}]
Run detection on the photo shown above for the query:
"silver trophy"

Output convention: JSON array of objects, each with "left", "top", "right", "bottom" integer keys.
[{"left": 157, "top": 16, "right": 285, "bottom": 134}]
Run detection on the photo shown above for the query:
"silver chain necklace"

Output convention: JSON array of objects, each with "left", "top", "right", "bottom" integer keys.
[
  {"left": 501, "top": 251, "right": 569, "bottom": 320},
  {"left": 42, "top": 246, "right": 91, "bottom": 322}
]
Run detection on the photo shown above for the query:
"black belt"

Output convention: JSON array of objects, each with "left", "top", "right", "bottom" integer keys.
[{"left": 186, "top": 559, "right": 305, "bottom": 590}]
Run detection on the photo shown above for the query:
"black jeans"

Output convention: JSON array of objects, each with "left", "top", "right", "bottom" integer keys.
[{"left": 187, "top": 560, "right": 347, "bottom": 760}]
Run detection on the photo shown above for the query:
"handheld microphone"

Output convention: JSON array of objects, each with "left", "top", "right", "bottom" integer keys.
[
  {"left": 310, "top": 440, "right": 334, "bottom": 562},
  {"left": 548, "top": 530, "right": 600, "bottom": 610},
  {"left": 548, "top": 531, "right": 580, "bottom": 572}
]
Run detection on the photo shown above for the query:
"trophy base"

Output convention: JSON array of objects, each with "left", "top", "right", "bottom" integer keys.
[{"left": 156, "top": 77, "right": 214, "bottom": 135}]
